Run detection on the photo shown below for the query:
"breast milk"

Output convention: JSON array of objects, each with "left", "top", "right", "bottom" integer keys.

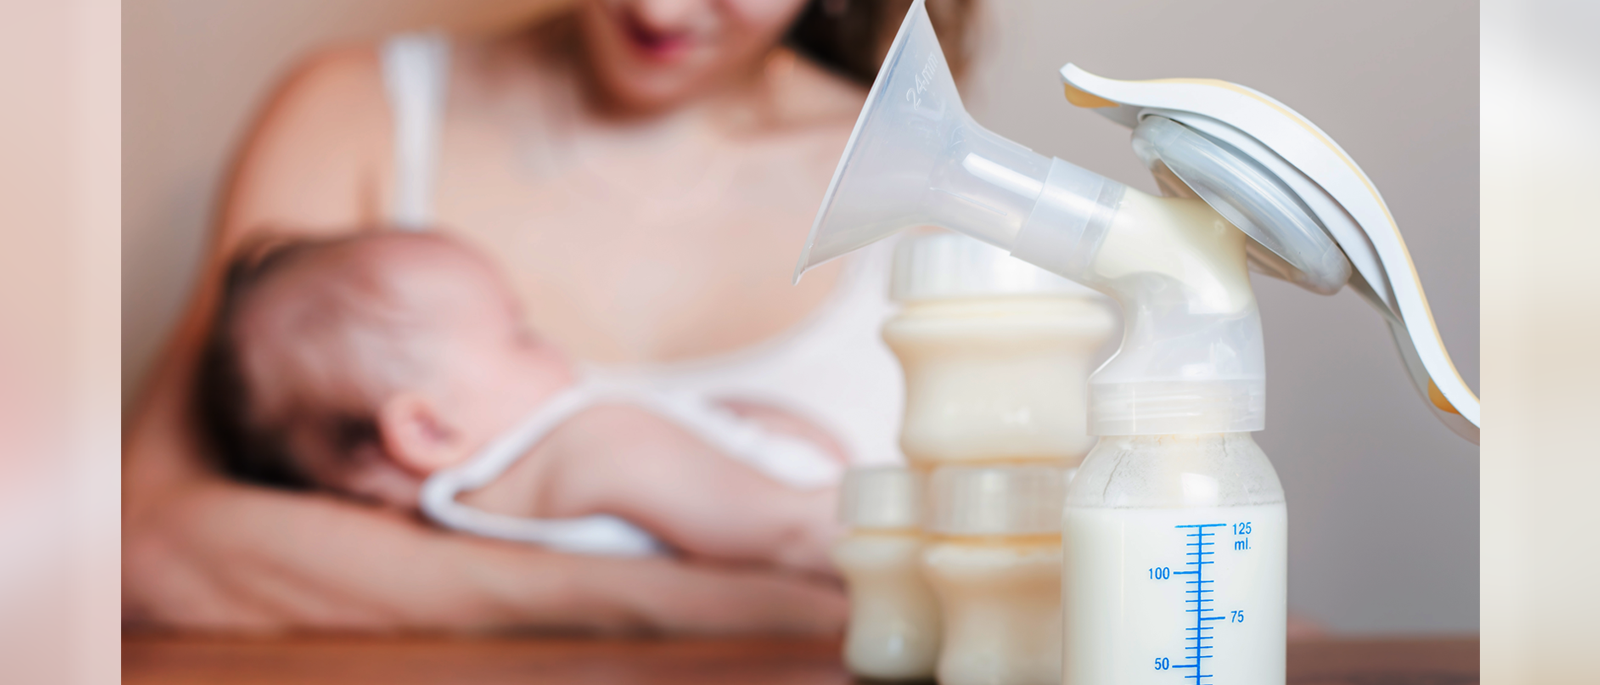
[
  {"left": 922, "top": 465, "right": 1068, "bottom": 685},
  {"left": 1063, "top": 433, "right": 1287, "bottom": 685},
  {"left": 882, "top": 234, "right": 1116, "bottom": 467},
  {"left": 832, "top": 467, "right": 941, "bottom": 680}
]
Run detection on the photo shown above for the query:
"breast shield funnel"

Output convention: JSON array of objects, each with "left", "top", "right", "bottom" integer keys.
[{"left": 794, "top": 0, "right": 1120, "bottom": 283}]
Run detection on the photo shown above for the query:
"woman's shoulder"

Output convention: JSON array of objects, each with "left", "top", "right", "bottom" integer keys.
[
  {"left": 259, "top": 44, "right": 389, "bottom": 139},
  {"left": 221, "top": 44, "right": 391, "bottom": 244}
]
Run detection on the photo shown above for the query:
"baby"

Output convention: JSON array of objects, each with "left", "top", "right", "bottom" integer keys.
[{"left": 195, "top": 231, "right": 842, "bottom": 573}]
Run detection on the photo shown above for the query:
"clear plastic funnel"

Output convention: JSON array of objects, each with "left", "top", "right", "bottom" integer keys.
[{"left": 794, "top": 0, "right": 1060, "bottom": 282}]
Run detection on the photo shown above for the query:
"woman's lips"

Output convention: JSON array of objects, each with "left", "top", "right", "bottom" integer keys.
[{"left": 621, "top": 13, "right": 694, "bottom": 62}]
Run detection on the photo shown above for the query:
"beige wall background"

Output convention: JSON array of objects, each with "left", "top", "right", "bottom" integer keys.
[{"left": 124, "top": 0, "right": 1478, "bottom": 633}]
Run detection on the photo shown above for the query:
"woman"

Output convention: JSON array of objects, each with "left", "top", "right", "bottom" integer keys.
[{"left": 123, "top": 0, "right": 975, "bottom": 632}]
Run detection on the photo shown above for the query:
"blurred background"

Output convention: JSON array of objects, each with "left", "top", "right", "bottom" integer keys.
[
  {"left": 1479, "top": 0, "right": 1600, "bottom": 680},
  {"left": 1, "top": 2, "right": 118, "bottom": 683},
  {"left": 125, "top": 0, "right": 1478, "bottom": 634}
]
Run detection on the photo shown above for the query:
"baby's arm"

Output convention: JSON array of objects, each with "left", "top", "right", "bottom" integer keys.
[{"left": 526, "top": 405, "right": 842, "bottom": 575}]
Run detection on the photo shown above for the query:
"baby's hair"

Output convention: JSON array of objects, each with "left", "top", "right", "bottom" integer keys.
[
  {"left": 197, "top": 230, "right": 504, "bottom": 491},
  {"left": 195, "top": 235, "right": 326, "bottom": 488},
  {"left": 195, "top": 231, "right": 435, "bottom": 489}
]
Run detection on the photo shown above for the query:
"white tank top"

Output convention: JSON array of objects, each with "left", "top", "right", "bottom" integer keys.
[{"left": 380, "top": 32, "right": 905, "bottom": 468}]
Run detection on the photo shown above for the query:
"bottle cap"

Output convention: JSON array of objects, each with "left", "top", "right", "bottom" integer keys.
[
  {"left": 891, "top": 233, "right": 1103, "bottom": 302},
  {"left": 925, "top": 464, "right": 1068, "bottom": 536},
  {"left": 838, "top": 466, "right": 923, "bottom": 530}
]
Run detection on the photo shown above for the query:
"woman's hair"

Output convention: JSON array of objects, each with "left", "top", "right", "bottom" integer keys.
[{"left": 787, "top": 0, "right": 980, "bottom": 84}]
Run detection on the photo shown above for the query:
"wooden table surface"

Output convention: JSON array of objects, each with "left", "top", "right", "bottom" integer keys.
[{"left": 123, "top": 634, "right": 1478, "bottom": 685}]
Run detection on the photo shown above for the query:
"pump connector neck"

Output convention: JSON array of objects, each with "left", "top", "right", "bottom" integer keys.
[{"left": 1010, "top": 183, "right": 1266, "bottom": 436}]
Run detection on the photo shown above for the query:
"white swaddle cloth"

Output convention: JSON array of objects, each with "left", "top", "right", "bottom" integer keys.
[{"left": 418, "top": 378, "right": 846, "bottom": 557}]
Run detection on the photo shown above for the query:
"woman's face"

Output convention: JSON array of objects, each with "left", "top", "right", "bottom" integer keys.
[{"left": 578, "top": 0, "right": 812, "bottom": 111}]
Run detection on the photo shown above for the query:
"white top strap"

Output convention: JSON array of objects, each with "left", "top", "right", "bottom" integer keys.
[
  {"left": 418, "top": 385, "right": 665, "bottom": 557},
  {"left": 380, "top": 32, "right": 450, "bottom": 230}
]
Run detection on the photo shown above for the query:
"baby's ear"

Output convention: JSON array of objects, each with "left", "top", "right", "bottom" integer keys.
[{"left": 376, "top": 392, "right": 465, "bottom": 475}]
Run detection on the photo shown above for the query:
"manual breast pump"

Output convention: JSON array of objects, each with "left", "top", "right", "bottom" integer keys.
[{"left": 795, "top": 2, "right": 1477, "bottom": 684}]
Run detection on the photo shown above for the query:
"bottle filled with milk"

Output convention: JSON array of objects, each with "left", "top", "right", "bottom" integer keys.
[
  {"left": 873, "top": 232, "right": 1112, "bottom": 685},
  {"left": 832, "top": 467, "right": 941, "bottom": 680},
  {"left": 1062, "top": 435, "right": 1286, "bottom": 685},
  {"left": 924, "top": 464, "right": 1069, "bottom": 685},
  {"left": 882, "top": 232, "right": 1115, "bottom": 469}
]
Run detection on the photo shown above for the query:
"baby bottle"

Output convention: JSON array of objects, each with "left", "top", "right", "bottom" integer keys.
[
  {"left": 881, "top": 233, "right": 1116, "bottom": 468},
  {"left": 922, "top": 465, "right": 1067, "bottom": 685},
  {"left": 831, "top": 466, "right": 941, "bottom": 680},
  {"left": 1062, "top": 435, "right": 1286, "bottom": 685}
]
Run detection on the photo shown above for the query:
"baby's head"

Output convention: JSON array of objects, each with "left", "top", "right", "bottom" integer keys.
[{"left": 197, "top": 232, "right": 572, "bottom": 507}]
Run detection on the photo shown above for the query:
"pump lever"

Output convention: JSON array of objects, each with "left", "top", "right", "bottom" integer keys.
[{"left": 1062, "top": 66, "right": 1479, "bottom": 443}]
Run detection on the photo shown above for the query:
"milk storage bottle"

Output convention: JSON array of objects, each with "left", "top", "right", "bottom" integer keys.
[
  {"left": 832, "top": 466, "right": 941, "bottom": 680},
  {"left": 1062, "top": 435, "right": 1286, "bottom": 685},
  {"left": 922, "top": 465, "right": 1067, "bottom": 685},
  {"left": 882, "top": 234, "right": 1115, "bottom": 468}
]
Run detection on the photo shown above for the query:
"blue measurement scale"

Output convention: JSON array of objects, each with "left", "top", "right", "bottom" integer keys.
[
  {"left": 1140, "top": 515, "right": 1280, "bottom": 685},
  {"left": 1171, "top": 523, "right": 1224, "bottom": 683}
]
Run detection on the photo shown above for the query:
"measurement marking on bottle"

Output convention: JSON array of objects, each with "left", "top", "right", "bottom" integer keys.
[{"left": 1171, "top": 523, "right": 1226, "bottom": 683}]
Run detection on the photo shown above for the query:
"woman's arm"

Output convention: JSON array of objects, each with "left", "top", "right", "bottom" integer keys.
[
  {"left": 122, "top": 46, "right": 845, "bottom": 634},
  {"left": 122, "top": 474, "right": 845, "bottom": 633}
]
